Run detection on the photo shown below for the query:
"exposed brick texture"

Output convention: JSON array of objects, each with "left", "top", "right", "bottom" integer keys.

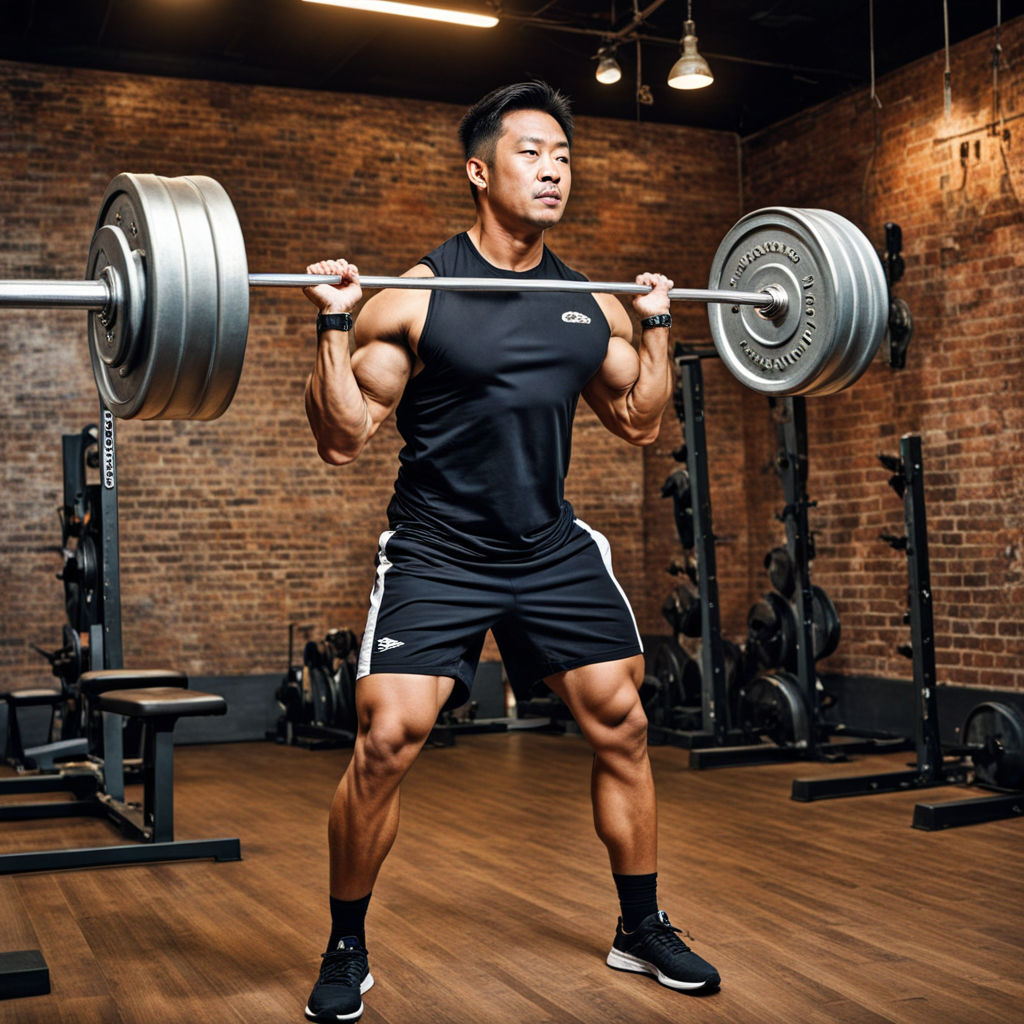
[
  {"left": 1, "top": 14, "right": 1021, "bottom": 699},
  {"left": 0, "top": 61, "right": 738, "bottom": 680},
  {"left": 740, "top": 19, "right": 1024, "bottom": 693}
]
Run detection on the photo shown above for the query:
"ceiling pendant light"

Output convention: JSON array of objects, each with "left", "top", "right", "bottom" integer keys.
[
  {"left": 667, "top": 0, "right": 713, "bottom": 90},
  {"left": 595, "top": 46, "right": 622, "bottom": 85}
]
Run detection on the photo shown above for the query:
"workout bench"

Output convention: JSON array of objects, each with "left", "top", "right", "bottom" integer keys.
[
  {"left": 0, "top": 669, "right": 241, "bottom": 873},
  {"left": 2, "top": 686, "right": 87, "bottom": 770}
]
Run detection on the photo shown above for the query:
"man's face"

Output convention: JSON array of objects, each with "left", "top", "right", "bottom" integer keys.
[{"left": 474, "top": 108, "right": 572, "bottom": 231}]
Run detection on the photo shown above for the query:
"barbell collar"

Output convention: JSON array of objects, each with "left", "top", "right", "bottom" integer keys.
[
  {"left": 247, "top": 273, "right": 778, "bottom": 310},
  {"left": 0, "top": 279, "right": 110, "bottom": 310}
]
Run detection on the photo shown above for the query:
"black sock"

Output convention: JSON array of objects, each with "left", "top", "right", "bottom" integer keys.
[
  {"left": 327, "top": 893, "right": 372, "bottom": 951},
  {"left": 612, "top": 872, "right": 658, "bottom": 932}
]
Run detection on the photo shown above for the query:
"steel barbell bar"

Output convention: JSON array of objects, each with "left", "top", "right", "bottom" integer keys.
[
  {"left": 0, "top": 275, "right": 782, "bottom": 312},
  {"left": 0, "top": 280, "right": 111, "bottom": 309},
  {"left": 0, "top": 171, "right": 887, "bottom": 420},
  {"left": 247, "top": 273, "right": 784, "bottom": 314}
]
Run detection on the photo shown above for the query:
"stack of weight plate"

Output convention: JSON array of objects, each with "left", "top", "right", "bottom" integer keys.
[
  {"left": 738, "top": 546, "right": 841, "bottom": 747},
  {"left": 707, "top": 207, "right": 887, "bottom": 398},
  {"left": 87, "top": 173, "right": 249, "bottom": 420}
]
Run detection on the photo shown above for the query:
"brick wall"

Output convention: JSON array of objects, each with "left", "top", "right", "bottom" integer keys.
[
  {"left": 0, "top": 60, "right": 738, "bottom": 682},
  {"left": 739, "top": 19, "right": 1024, "bottom": 691},
  {"left": 2, "top": 14, "right": 1021, "bottom": 698}
]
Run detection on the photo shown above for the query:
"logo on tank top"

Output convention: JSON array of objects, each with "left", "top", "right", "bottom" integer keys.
[
  {"left": 376, "top": 636, "right": 405, "bottom": 653},
  {"left": 561, "top": 310, "right": 592, "bottom": 325}
]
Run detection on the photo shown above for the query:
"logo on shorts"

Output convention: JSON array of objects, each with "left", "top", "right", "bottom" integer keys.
[
  {"left": 561, "top": 310, "right": 591, "bottom": 325},
  {"left": 376, "top": 636, "right": 405, "bottom": 653}
]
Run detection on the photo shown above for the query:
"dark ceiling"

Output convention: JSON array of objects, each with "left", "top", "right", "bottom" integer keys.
[{"left": 2, "top": 1, "right": 1020, "bottom": 135}]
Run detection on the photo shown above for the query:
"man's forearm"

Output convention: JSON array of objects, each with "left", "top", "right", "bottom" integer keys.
[
  {"left": 305, "top": 330, "right": 372, "bottom": 464},
  {"left": 624, "top": 326, "right": 673, "bottom": 442}
]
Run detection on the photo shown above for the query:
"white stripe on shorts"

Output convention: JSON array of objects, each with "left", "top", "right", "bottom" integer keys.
[
  {"left": 357, "top": 529, "right": 397, "bottom": 680},
  {"left": 573, "top": 518, "right": 643, "bottom": 652}
]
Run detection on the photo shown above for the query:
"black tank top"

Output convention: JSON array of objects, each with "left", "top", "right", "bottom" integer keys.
[{"left": 386, "top": 232, "right": 611, "bottom": 560}]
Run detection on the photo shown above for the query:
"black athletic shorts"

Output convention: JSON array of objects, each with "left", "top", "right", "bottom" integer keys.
[{"left": 356, "top": 518, "right": 643, "bottom": 709}]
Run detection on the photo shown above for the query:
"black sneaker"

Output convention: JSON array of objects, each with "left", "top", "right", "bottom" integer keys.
[
  {"left": 606, "top": 911, "right": 721, "bottom": 992},
  {"left": 304, "top": 937, "right": 374, "bottom": 1022}
]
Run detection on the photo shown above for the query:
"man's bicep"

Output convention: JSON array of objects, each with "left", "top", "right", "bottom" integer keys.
[
  {"left": 591, "top": 335, "right": 641, "bottom": 397},
  {"left": 582, "top": 336, "right": 640, "bottom": 427},
  {"left": 348, "top": 283, "right": 423, "bottom": 422},
  {"left": 351, "top": 337, "right": 413, "bottom": 424}
]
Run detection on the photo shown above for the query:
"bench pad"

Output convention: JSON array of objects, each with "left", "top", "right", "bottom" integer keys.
[
  {"left": 78, "top": 669, "right": 188, "bottom": 696},
  {"left": 3, "top": 688, "right": 62, "bottom": 707},
  {"left": 98, "top": 687, "right": 225, "bottom": 719}
]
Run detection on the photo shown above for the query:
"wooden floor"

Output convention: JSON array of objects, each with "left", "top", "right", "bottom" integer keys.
[{"left": 1, "top": 732, "right": 1022, "bottom": 1024}]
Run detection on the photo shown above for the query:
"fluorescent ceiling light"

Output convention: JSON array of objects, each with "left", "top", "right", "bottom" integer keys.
[{"left": 303, "top": 0, "right": 499, "bottom": 28}]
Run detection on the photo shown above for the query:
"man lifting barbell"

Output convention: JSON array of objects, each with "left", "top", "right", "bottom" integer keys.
[
  {"left": 299, "top": 81, "right": 721, "bottom": 1023},
  {"left": 0, "top": 74, "right": 894, "bottom": 1024}
]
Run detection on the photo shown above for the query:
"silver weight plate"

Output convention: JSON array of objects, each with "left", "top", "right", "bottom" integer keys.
[
  {"left": 158, "top": 176, "right": 221, "bottom": 419},
  {"left": 708, "top": 208, "right": 849, "bottom": 395},
  {"left": 183, "top": 176, "right": 249, "bottom": 421},
  {"left": 88, "top": 173, "right": 249, "bottom": 420},
  {"left": 88, "top": 174, "right": 189, "bottom": 419},
  {"left": 788, "top": 209, "right": 862, "bottom": 396},
  {"left": 806, "top": 209, "right": 886, "bottom": 394}
]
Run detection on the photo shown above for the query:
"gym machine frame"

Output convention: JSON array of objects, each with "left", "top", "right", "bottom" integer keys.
[
  {"left": 678, "top": 352, "right": 730, "bottom": 748},
  {"left": 0, "top": 407, "right": 241, "bottom": 872},
  {"left": 650, "top": 347, "right": 791, "bottom": 758},
  {"left": 790, "top": 434, "right": 962, "bottom": 799},
  {"left": 651, "top": 351, "right": 827, "bottom": 763},
  {"left": 791, "top": 435, "right": 1024, "bottom": 828},
  {"left": 683, "top": 390, "right": 911, "bottom": 768},
  {"left": 645, "top": 347, "right": 735, "bottom": 751},
  {"left": 687, "top": 393, "right": 827, "bottom": 767},
  {"left": 0, "top": 417, "right": 240, "bottom": 1002}
]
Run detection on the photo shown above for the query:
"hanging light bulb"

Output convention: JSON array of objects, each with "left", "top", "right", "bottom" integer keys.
[
  {"left": 668, "top": 1, "right": 713, "bottom": 90},
  {"left": 595, "top": 46, "right": 622, "bottom": 85}
]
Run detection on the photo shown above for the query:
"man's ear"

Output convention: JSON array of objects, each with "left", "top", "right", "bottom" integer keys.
[{"left": 466, "top": 156, "right": 488, "bottom": 191}]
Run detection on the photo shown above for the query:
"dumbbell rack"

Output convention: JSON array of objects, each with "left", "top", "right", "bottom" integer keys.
[{"left": 791, "top": 434, "right": 970, "bottom": 805}]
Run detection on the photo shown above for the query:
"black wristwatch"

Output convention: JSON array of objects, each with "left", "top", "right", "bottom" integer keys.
[
  {"left": 316, "top": 312, "right": 354, "bottom": 334},
  {"left": 641, "top": 313, "right": 672, "bottom": 330}
]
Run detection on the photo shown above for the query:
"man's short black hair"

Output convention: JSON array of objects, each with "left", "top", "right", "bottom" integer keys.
[{"left": 458, "top": 81, "right": 574, "bottom": 167}]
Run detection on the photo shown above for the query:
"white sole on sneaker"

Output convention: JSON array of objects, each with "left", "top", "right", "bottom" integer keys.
[
  {"left": 606, "top": 948, "right": 715, "bottom": 991},
  {"left": 304, "top": 972, "right": 375, "bottom": 1022}
]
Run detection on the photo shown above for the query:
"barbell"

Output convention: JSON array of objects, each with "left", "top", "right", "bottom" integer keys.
[{"left": 0, "top": 172, "right": 888, "bottom": 420}]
